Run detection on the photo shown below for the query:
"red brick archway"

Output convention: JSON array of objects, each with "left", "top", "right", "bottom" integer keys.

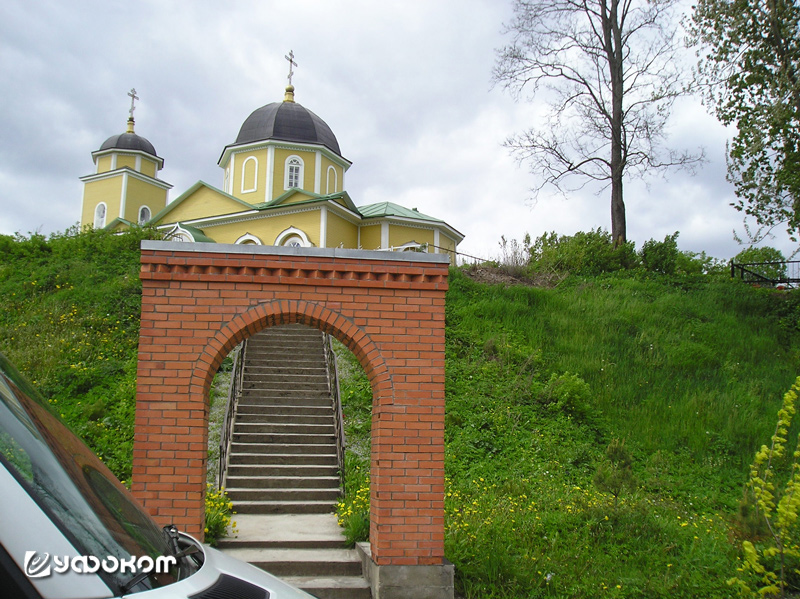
[{"left": 131, "top": 241, "right": 449, "bottom": 567}]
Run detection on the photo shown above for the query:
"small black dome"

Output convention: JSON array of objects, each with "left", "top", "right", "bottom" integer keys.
[
  {"left": 235, "top": 101, "right": 341, "bottom": 156},
  {"left": 99, "top": 131, "right": 158, "bottom": 157}
]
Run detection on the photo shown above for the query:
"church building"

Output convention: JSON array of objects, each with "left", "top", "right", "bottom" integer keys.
[{"left": 79, "top": 66, "right": 463, "bottom": 257}]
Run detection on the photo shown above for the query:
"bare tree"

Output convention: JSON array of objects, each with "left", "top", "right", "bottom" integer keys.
[{"left": 494, "top": 0, "right": 702, "bottom": 244}]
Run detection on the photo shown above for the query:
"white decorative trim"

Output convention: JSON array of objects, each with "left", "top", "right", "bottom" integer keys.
[
  {"left": 274, "top": 226, "right": 312, "bottom": 247},
  {"left": 320, "top": 205, "right": 328, "bottom": 248},
  {"left": 218, "top": 139, "right": 351, "bottom": 171},
  {"left": 241, "top": 156, "right": 258, "bottom": 194},
  {"left": 314, "top": 152, "right": 322, "bottom": 194},
  {"left": 235, "top": 232, "right": 263, "bottom": 245},
  {"left": 266, "top": 146, "right": 275, "bottom": 202},
  {"left": 434, "top": 229, "right": 440, "bottom": 254},
  {"left": 79, "top": 168, "right": 173, "bottom": 190},
  {"left": 229, "top": 153, "right": 235, "bottom": 194},
  {"left": 111, "top": 154, "right": 117, "bottom": 170},
  {"left": 120, "top": 171, "right": 128, "bottom": 219},
  {"left": 135, "top": 155, "right": 142, "bottom": 173},
  {"left": 381, "top": 222, "right": 389, "bottom": 249}
]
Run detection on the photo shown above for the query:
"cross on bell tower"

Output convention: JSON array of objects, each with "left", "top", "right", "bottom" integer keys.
[
  {"left": 285, "top": 51, "right": 297, "bottom": 86},
  {"left": 127, "top": 88, "right": 139, "bottom": 133}
]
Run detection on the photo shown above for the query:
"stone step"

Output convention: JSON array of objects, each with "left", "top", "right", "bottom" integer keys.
[
  {"left": 233, "top": 422, "right": 335, "bottom": 435},
  {"left": 246, "top": 349, "right": 325, "bottom": 359},
  {"left": 232, "top": 500, "right": 338, "bottom": 515},
  {"left": 239, "top": 390, "right": 330, "bottom": 403},
  {"left": 234, "top": 413, "right": 333, "bottom": 426},
  {"left": 230, "top": 442, "right": 337, "bottom": 456},
  {"left": 236, "top": 404, "right": 332, "bottom": 417},
  {"left": 226, "top": 464, "right": 339, "bottom": 478},
  {"left": 283, "top": 576, "right": 371, "bottom": 599},
  {"left": 220, "top": 548, "right": 362, "bottom": 577},
  {"left": 227, "top": 487, "right": 340, "bottom": 502},
  {"left": 226, "top": 476, "right": 341, "bottom": 490},
  {"left": 244, "top": 365, "right": 328, "bottom": 376},
  {"left": 228, "top": 453, "right": 338, "bottom": 466},
  {"left": 232, "top": 432, "right": 336, "bottom": 445}
]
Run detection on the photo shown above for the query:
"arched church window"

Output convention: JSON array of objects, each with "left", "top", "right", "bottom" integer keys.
[
  {"left": 241, "top": 157, "right": 258, "bottom": 193},
  {"left": 326, "top": 166, "right": 338, "bottom": 194},
  {"left": 94, "top": 203, "right": 107, "bottom": 229},
  {"left": 285, "top": 156, "right": 303, "bottom": 190},
  {"left": 138, "top": 205, "right": 151, "bottom": 225},
  {"left": 274, "top": 226, "right": 311, "bottom": 247}
]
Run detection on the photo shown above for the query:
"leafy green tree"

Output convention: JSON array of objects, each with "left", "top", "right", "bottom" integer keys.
[
  {"left": 494, "top": 0, "right": 702, "bottom": 244},
  {"left": 689, "top": 0, "right": 800, "bottom": 240}
]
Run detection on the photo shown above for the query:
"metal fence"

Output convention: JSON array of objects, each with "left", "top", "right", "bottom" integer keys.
[{"left": 731, "top": 260, "right": 800, "bottom": 288}]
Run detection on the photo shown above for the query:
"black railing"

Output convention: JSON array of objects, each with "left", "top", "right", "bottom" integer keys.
[
  {"left": 731, "top": 261, "right": 800, "bottom": 288},
  {"left": 323, "top": 333, "right": 346, "bottom": 482},
  {"left": 217, "top": 342, "right": 245, "bottom": 490}
]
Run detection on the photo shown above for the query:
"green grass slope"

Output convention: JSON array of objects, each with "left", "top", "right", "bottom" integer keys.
[
  {"left": 2, "top": 230, "right": 799, "bottom": 597},
  {"left": 442, "top": 268, "right": 799, "bottom": 598}
]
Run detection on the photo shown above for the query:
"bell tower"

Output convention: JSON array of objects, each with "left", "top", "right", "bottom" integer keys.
[{"left": 80, "top": 89, "right": 172, "bottom": 229}]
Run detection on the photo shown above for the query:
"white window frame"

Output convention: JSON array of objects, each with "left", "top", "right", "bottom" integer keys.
[
  {"left": 234, "top": 233, "right": 263, "bottom": 245},
  {"left": 274, "top": 226, "right": 311, "bottom": 247},
  {"left": 94, "top": 202, "right": 107, "bottom": 229},
  {"left": 241, "top": 156, "right": 258, "bottom": 194},
  {"left": 326, "top": 165, "right": 338, "bottom": 194},
  {"left": 284, "top": 155, "right": 304, "bottom": 190},
  {"left": 138, "top": 205, "right": 151, "bottom": 225}
]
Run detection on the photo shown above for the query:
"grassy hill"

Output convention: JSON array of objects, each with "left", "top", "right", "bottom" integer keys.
[{"left": 2, "top": 228, "right": 799, "bottom": 598}]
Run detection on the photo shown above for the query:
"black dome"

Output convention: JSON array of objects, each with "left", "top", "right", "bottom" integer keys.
[
  {"left": 235, "top": 101, "right": 341, "bottom": 156},
  {"left": 99, "top": 132, "right": 158, "bottom": 157}
]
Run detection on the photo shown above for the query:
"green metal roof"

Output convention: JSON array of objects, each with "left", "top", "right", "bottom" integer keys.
[{"left": 357, "top": 202, "right": 442, "bottom": 223}]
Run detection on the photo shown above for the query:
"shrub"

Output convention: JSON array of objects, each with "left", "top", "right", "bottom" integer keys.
[
  {"left": 529, "top": 229, "right": 638, "bottom": 276},
  {"left": 729, "top": 376, "right": 800, "bottom": 598},
  {"left": 639, "top": 232, "right": 680, "bottom": 275},
  {"left": 594, "top": 439, "right": 636, "bottom": 506}
]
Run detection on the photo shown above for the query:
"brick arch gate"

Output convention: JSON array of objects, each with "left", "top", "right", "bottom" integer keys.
[{"left": 131, "top": 240, "right": 451, "bottom": 591}]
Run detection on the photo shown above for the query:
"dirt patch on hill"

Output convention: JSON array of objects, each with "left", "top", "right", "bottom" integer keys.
[{"left": 461, "top": 264, "right": 566, "bottom": 288}]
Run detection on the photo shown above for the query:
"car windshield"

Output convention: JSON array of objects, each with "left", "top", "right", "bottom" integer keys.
[{"left": 0, "top": 352, "right": 193, "bottom": 594}]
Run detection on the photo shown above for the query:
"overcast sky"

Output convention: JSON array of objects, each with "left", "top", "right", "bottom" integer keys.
[{"left": 1, "top": 0, "right": 795, "bottom": 262}]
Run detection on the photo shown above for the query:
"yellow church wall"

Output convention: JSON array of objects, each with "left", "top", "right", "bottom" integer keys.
[
  {"left": 82, "top": 177, "right": 123, "bottom": 226},
  {"left": 116, "top": 155, "right": 136, "bottom": 170},
  {"left": 202, "top": 210, "right": 322, "bottom": 246},
  {"left": 359, "top": 224, "right": 382, "bottom": 250},
  {"left": 160, "top": 187, "right": 252, "bottom": 224},
  {"left": 96, "top": 156, "right": 113, "bottom": 174},
  {"left": 125, "top": 177, "right": 167, "bottom": 221},
  {"left": 231, "top": 149, "right": 268, "bottom": 200},
  {"left": 389, "top": 225, "right": 435, "bottom": 249},
  {"left": 140, "top": 158, "right": 157, "bottom": 178},
  {"left": 326, "top": 212, "right": 358, "bottom": 248},
  {"left": 272, "top": 148, "right": 316, "bottom": 199}
]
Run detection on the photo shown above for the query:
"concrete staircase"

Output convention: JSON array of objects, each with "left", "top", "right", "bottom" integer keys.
[{"left": 219, "top": 324, "right": 370, "bottom": 599}]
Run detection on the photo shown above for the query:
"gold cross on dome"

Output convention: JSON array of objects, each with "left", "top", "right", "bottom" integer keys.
[
  {"left": 285, "top": 51, "right": 297, "bottom": 86},
  {"left": 127, "top": 88, "right": 139, "bottom": 119}
]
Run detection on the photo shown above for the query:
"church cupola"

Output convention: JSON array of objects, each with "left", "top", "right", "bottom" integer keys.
[
  {"left": 79, "top": 89, "right": 172, "bottom": 230},
  {"left": 218, "top": 52, "right": 351, "bottom": 203}
]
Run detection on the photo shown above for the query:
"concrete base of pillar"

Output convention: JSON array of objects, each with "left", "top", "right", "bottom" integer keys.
[{"left": 356, "top": 543, "right": 454, "bottom": 599}]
